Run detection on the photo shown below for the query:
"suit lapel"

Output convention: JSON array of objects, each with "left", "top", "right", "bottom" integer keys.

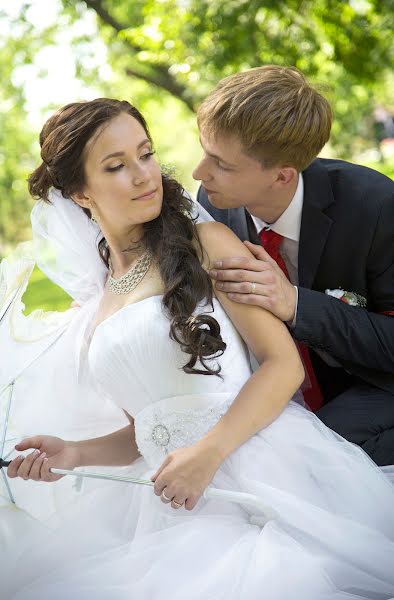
[
  {"left": 298, "top": 161, "right": 335, "bottom": 289},
  {"left": 227, "top": 207, "right": 251, "bottom": 242},
  {"left": 245, "top": 211, "right": 261, "bottom": 244}
]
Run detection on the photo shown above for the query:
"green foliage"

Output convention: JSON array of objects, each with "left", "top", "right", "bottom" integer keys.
[
  {"left": 63, "top": 0, "right": 394, "bottom": 155},
  {"left": 363, "top": 160, "right": 394, "bottom": 181},
  {"left": 0, "top": 10, "right": 38, "bottom": 255},
  {"left": 1, "top": 0, "right": 393, "bottom": 257},
  {"left": 0, "top": 105, "right": 35, "bottom": 255},
  {"left": 22, "top": 266, "right": 71, "bottom": 314}
]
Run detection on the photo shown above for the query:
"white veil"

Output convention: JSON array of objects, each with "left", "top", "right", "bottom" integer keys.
[
  {"left": 0, "top": 190, "right": 128, "bottom": 523},
  {"left": 31, "top": 188, "right": 108, "bottom": 303},
  {"left": 0, "top": 188, "right": 213, "bottom": 521},
  {"left": 0, "top": 188, "right": 110, "bottom": 383}
]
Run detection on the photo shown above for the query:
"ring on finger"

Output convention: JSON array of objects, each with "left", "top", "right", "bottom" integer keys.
[
  {"left": 251, "top": 282, "right": 256, "bottom": 294},
  {"left": 161, "top": 489, "right": 173, "bottom": 502},
  {"left": 171, "top": 499, "right": 184, "bottom": 509}
]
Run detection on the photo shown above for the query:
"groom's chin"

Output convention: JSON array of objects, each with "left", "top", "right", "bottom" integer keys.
[
  {"left": 205, "top": 191, "right": 239, "bottom": 210},
  {"left": 204, "top": 189, "right": 224, "bottom": 207}
]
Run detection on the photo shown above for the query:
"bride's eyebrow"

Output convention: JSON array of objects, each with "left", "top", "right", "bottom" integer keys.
[
  {"left": 101, "top": 139, "right": 151, "bottom": 163},
  {"left": 101, "top": 151, "right": 124, "bottom": 163}
]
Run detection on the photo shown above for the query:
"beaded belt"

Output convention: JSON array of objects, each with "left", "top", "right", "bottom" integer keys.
[{"left": 134, "top": 393, "right": 234, "bottom": 468}]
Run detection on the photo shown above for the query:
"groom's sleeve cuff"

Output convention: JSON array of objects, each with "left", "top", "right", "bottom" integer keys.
[{"left": 287, "top": 286, "right": 298, "bottom": 329}]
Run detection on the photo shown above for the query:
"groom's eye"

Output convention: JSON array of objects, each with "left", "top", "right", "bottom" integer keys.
[
  {"left": 106, "top": 164, "right": 124, "bottom": 172},
  {"left": 213, "top": 156, "right": 233, "bottom": 171},
  {"left": 217, "top": 162, "right": 232, "bottom": 171}
]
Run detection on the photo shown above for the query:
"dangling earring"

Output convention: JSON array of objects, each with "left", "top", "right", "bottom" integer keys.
[{"left": 89, "top": 203, "right": 98, "bottom": 224}]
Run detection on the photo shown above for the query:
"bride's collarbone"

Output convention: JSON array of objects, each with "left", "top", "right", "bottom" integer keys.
[{"left": 95, "top": 279, "right": 164, "bottom": 325}]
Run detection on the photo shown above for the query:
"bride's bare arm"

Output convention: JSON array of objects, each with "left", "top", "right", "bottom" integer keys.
[
  {"left": 195, "top": 221, "right": 304, "bottom": 458},
  {"left": 8, "top": 412, "right": 140, "bottom": 482},
  {"left": 71, "top": 412, "right": 141, "bottom": 467},
  {"left": 151, "top": 222, "right": 304, "bottom": 509}
]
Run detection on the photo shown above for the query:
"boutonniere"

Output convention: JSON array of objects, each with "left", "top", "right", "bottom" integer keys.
[{"left": 325, "top": 288, "right": 367, "bottom": 307}]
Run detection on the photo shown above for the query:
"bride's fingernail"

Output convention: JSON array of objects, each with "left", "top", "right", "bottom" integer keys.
[
  {"left": 40, "top": 452, "right": 47, "bottom": 459},
  {"left": 33, "top": 449, "right": 40, "bottom": 456}
]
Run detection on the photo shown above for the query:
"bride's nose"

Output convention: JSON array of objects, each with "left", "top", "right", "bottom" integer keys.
[{"left": 132, "top": 164, "right": 150, "bottom": 186}]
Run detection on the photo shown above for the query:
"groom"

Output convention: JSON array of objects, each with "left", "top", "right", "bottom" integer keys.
[{"left": 193, "top": 65, "right": 394, "bottom": 466}]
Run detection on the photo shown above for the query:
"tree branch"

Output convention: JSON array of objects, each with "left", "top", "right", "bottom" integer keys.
[
  {"left": 80, "top": 0, "right": 196, "bottom": 111},
  {"left": 125, "top": 68, "right": 195, "bottom": 112},
  {"left": 83, "top": 0, "right": 124, "bottom": 33}
]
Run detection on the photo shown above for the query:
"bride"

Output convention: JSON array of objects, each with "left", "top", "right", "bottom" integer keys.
[{"left": 1, "top": 98, "right": 394, "bottom": 599}]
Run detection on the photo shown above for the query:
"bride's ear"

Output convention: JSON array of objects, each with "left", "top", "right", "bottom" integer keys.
[{"left": 71, "top": 190, "right": 91, "bottom": 210}]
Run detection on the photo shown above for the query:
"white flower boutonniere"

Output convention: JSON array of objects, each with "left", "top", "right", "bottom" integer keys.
[{"left": 325, "top": 288, "right": 367, "bottom": 307}]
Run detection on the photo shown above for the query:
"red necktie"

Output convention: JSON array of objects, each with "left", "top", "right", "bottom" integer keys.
[{"left": 259, "top": 228, "right": 324, "bottom": 412}]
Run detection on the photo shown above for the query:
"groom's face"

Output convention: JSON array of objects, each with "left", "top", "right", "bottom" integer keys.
[{"left": 193, "top": 133, "right": 283, "bottom": 215}]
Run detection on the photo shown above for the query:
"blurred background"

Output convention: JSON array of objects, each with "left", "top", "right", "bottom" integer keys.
[{"left": 1, "top": 0, "right": 393, "bottom": 312}]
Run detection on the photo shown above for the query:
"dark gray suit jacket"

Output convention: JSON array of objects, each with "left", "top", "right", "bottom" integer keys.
[{"left": 197, "top": 158, "right": 394, "bottom": 400}]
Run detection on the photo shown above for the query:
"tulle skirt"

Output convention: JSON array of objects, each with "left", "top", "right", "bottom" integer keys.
[{"left": 1, "top": 401, "right": 394, "bottom": 600}]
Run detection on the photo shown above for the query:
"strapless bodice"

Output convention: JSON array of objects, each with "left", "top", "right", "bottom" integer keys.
[{"left": 87, "top": 296, "right": 252, "bottom": 466}]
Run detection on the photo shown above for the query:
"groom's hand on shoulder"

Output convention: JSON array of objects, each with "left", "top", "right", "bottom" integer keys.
[{"left": 209, "top": 241, "right": 297, "bottom": 323}]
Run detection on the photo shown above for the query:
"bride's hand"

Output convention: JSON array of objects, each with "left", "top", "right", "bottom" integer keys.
[
  {"left": 7, "top": 435, "right": 81, "bottom": 483},
  {"left": 151, "top": 443, "right": 223, "bottom": 511}
]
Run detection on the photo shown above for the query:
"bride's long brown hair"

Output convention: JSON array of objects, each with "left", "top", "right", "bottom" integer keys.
[{"left": 28, "top": 98, "right": 226, "bottom": 376}]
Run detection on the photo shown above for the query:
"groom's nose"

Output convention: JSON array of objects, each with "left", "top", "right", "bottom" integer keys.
[
  {"left": 192, "top": 156, "right": 211, "bottom": 182},
  {"left": 192, "top": 161, "right": 203, "bottom": 181}
]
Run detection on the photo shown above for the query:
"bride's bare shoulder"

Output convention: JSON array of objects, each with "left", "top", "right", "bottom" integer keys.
[{"left": 195, "top": 221, "right": 251, "bottom": 266}]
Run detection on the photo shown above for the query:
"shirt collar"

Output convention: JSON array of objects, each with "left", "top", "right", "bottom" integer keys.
[{"left": 250, "top": 173, "right": 304, "bottom": 242}]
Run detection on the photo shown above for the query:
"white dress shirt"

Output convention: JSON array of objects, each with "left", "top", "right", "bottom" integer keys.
[
  {"left": 249, "top": 175, "right": 340, "bottom": 368},
  {"left": 249, "top": 173, "right": 303, "bottom": 286},
  {"left": 249, "top": 174, "right": 303, "bottom": 328}
]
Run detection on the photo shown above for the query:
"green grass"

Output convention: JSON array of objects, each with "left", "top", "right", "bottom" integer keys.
[{"left": 22, "top": 266, "right": 72, "bottom": 315}]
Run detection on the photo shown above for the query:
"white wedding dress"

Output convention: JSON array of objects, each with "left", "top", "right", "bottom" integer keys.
[{"left": 1, "top": 192, "right": 394, "bottom": 600}]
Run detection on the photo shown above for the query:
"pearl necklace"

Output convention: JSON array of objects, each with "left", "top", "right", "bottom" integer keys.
[{"left": 107, "top": 251, "right": 152, "bottom": 295}]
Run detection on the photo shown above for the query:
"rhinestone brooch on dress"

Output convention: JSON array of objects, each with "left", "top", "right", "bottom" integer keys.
[
  {"left": 151, "top": 424, "right": 171, "bottom": 447},
  {"left": 107, "top": 251, "right": 152, "bottom": 295}
]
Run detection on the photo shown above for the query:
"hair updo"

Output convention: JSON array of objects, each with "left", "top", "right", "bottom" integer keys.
[{"left": 28, "top": 98, "right": 226, "bottom": 376}]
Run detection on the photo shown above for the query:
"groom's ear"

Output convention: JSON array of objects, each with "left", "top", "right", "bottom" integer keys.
[{"left": 274, "top": 166, "right": 298, "bottom": 188}]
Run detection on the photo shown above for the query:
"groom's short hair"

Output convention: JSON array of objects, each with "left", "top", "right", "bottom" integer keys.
[{"left": 197, "top": 66, "right": 332, "bottom": 172}]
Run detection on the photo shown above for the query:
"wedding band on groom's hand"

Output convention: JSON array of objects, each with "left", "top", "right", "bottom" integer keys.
[{"left": 251, "top": 282, "right": 256, "bottom": 294}]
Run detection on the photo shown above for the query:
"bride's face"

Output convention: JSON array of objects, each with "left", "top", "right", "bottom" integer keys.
[{"left": 75, "top": 112, "right": 163, "bottom": 232}]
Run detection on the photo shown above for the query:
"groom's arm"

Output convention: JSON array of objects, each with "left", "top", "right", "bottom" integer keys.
[
  {"left": 294, "top": 288, "right": 394, "bottom": 374},
  {"left": 294, "top": 196, "right": 394, "bottom": 375},
  {"left": 209, "top": 194, "right": 394, "bottom": 377}
]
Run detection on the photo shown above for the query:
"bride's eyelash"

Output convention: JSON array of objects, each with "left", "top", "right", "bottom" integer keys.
[
  {"left": 107, "top": 164, "right": 124, "bottom": 172},
  {"left": 106, "top": 151, "right": 155, "bottom": 172},
  {"left": 142, "top": 151, "right": 156, "bottom": 160}
]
